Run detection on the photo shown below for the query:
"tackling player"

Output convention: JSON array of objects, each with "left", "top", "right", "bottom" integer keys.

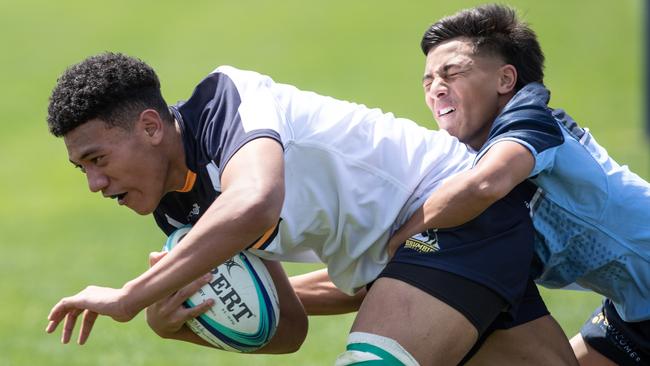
[
  {"left": 44, "top": 53, "right": 571, "bottom": 364},
  {"left": 387, "top": 4, "right": 650, "bottom": 365}
]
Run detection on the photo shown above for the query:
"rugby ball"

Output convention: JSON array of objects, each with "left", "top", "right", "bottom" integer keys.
[{"left": 163, "top": 226, "right": 280, "bottom": 352}]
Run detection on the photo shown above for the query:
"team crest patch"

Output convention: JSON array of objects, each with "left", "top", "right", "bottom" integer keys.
[
  {"left": 404, "top": 229, "right": 440, "bottom": 253},
  {"left": 187, "top": 203, "right": 200, "bottom": 222}
]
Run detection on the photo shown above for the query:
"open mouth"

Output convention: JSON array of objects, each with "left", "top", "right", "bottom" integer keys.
[
  {"left": 109, "top": 192, "right": 128, "bottom": 205},
  {"left": 110, "top": 193, "right": 127, "bottom": 200},
  {"left": 438, "top": 106, "right": 456, "bottom": 117}
]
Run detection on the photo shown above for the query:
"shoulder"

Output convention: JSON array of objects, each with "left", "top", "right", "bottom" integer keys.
[
  {"left": 173, "top": 66, "right": 272, "bottom": 135},
  {"left": 173, "top": 66, "right": 284, "bottom": 172},
  {"left": 211, "top": 66, "right": 275, "bottom": 92},
  {"left": 485, "top": 83, "right": 564, "bottom": 155},
  {"left": 493, "top": 83, "right": 556, "bottom": 132}
]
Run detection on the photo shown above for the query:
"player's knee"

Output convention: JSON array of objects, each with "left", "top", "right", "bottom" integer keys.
[{"left": 335, "top": 332, "right": 420, "bottom": 366}]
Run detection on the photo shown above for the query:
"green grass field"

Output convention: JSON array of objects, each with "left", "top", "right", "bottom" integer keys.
[{"left": 1, "top": 0, "right": 645, "bottom": 364}]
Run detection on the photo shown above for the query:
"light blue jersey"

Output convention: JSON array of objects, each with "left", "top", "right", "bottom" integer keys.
[{"left": 477, "top": 83, "right": 650, "bottom": 322}]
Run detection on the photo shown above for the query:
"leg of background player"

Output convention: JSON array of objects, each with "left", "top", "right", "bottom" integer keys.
[
  {"left": 466, "top": 315, "right": 578, "bottom": 366},
  {"left": 350, "top": 277, "right": 478, "bottom": 365},
  {"left": 570, "top": 334, "right": 618, "bottom": 366}
]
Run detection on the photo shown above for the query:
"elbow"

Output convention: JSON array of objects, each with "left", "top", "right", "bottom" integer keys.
[
  {"left": 260, "top": 311, "right": 308, "bottom": 354},
  {"left": 274, "top": 296, "right": 309, "bottom": 354},
  {"left": 473, "top": 178, "right": 509, "bottom": 206},
  {"left": 237, "top": 186, "right": 285, "bottom": 234},
  {"left": 279, "top": 316, "right": 308, "bottom": 354},
  {"left": 286, "top": 311, "right": 309, "bottom": 353},
  {"left": 249, "top": 196, "right": 283, "bottom": 232}
]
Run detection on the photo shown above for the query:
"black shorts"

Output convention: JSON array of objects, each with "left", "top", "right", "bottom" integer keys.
[
  {"left": 381, "top": 181, "right": 541, "bottom": 335},
  {"left": 378, "top": 261, "right": 508, "bottom": 336},
  {"left": 580, "top": 299, "right": 650, "bottom": 366},
  {"left": 485, "top": 279, "right": 550, "bottom": 330},
  {"left": 459, "top": 279, "right": 550, "bottom": 364}
]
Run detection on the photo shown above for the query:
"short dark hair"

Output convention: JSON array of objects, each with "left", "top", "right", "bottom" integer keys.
[
  {"left": 47, "top": 52, "right": 172, "bottom": 137},
  {"left": 421, "top": 4, "right": 544, "bottom": 91}
]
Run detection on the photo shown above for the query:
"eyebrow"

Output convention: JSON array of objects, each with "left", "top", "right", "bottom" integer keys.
[
  {"left": 69, "top": 146, "right": 100, "bottom": 166},
  {"left": 422, "top": 63, "right": 466, "bottom": 83},
  {"left": 441, "top": 63, "right": 465, "bottom": 74}
]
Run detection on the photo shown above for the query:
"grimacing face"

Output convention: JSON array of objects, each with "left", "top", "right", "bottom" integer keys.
[
  {"left": 64, "top": 118, "right": 171, "bottom": 215},
  {"left": 423, "top": 38, "right": 515, "bottom": 150}
]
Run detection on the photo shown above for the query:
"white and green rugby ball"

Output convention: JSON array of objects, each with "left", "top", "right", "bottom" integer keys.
[{"left": 164, "top": 226, "right": 280, "bottom": 352}]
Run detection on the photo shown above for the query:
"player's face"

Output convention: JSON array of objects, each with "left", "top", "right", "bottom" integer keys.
[
  {"left": 64, "top": 118, "right": 169, "bottom": 215},
  {"left": 423, "top": 38, "right": 511, "bottom": 150}
]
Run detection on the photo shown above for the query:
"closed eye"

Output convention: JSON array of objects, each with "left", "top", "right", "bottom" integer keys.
[
  {"left": 89, "top": 154, "right": 108, "bottom": 167},
  {"left": 422, "top": 76, "right": 434, "bottom": 90},
  {"left": 440, "top": 63, "right": 466, "bottom": 80},
  {"left": 74, "top": 164, "right": 87, "bottom": 174},
  {"left": 446, "top": 71, "right": 462, "bottom": 79}
]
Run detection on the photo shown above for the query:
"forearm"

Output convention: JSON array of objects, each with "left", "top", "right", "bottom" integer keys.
[
  {"left": 290, "top": 269, "right": 365, "bottom": 315},
  {"left": 159, "top": 321, "right": 303, "bottom": 355},
  {"left": 156, "top": 324, "right": 218, "bottom": 348},
  {"left": 390, "top": 142, "right": 535, "bottom": 252},
  {"left": 123, "top": 188, "right": 279, "bottom": 317},
  {"left": 391, "top": 170, "right": 495, "bottom": 249},
  {"left": 252, "top": 260, "right": 308, "bottom": 354},
  {"left": 421, "top": 169, "right": 498, "bottom": 228}
]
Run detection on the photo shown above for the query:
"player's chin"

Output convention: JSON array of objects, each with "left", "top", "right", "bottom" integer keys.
[
  {"left": 434, "top": 118, "right": 454, "bottom": 133},
  {"left": 126, "top": 199, "right": 158, "bottom": 215},
  {"left": 132, "top": 207, "right": 155, "bottom": 215}
]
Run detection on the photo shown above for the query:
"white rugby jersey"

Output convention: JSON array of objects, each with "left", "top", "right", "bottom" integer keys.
[
  {"left": 153, "top": 66, "right": 474, "bottom": 294},
  {"left": 154, "top": 66, "right": 474, "bottom": 293}
]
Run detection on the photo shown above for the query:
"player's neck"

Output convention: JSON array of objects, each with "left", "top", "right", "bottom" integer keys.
[{"left": 165, "top": 119, "right": 190, "bottom": 193}]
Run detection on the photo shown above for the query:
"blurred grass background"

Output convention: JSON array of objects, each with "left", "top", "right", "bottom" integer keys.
[{"left": 0, "top": 0, "right": 644, "bottom": 365}]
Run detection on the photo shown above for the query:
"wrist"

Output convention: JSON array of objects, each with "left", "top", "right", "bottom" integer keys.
[{"left": 119, "top": 280, "right": 143, "bottom": 321}]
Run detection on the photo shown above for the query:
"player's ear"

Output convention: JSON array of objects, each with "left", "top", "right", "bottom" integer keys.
[
  {"left": 497, "top": 64, "right": 517, "bottom": 95},
  {"left": 138, "top": 109, "right": 165, "bottom": 145}
]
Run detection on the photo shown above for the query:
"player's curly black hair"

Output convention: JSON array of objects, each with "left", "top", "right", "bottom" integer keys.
[
  {"left": 47, "top": 52, "right": 173, "bottom": 137},
  {"left": 421, "top": 4, "right": 544, "bottom": 92}
]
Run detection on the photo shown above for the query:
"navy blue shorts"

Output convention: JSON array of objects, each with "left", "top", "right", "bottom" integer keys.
[
  {"left": 383, "top": 181, "right": 541, "bottom": 333},
  {"left": 581, "top": 299, "right": 650, "bottom": 365},
  {"left": 458, "top": 279, "right": 550, "bottom": 364},
  {"left": 486, "top": 279, "right": 549, "bottom": 330}
]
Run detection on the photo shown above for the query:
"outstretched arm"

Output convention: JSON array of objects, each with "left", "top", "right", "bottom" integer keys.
[
  {"left": 46, "top": 137, "right": 285, "bottom": 344},
  {"left": 388, "top": 141, "right": 534, "bottom": 256}
]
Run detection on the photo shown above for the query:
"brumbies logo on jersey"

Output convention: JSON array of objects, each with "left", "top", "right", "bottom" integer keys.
[
  {"left": 405, "top": 229, "right": 440, "bottom": 253},
  {"left": 187, "top": 203, "right": 201, "bottom": 222}
]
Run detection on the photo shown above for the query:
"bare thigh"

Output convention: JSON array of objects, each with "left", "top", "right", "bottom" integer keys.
[
  {"left": 570, "top": 333, "right": 618, "bottom": 366},
  {"left": 466, "top": 315, "right": 578, "bottom": 366},
  {"left": 351, "top": 277, "right": 478, "bottom": 365}
]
